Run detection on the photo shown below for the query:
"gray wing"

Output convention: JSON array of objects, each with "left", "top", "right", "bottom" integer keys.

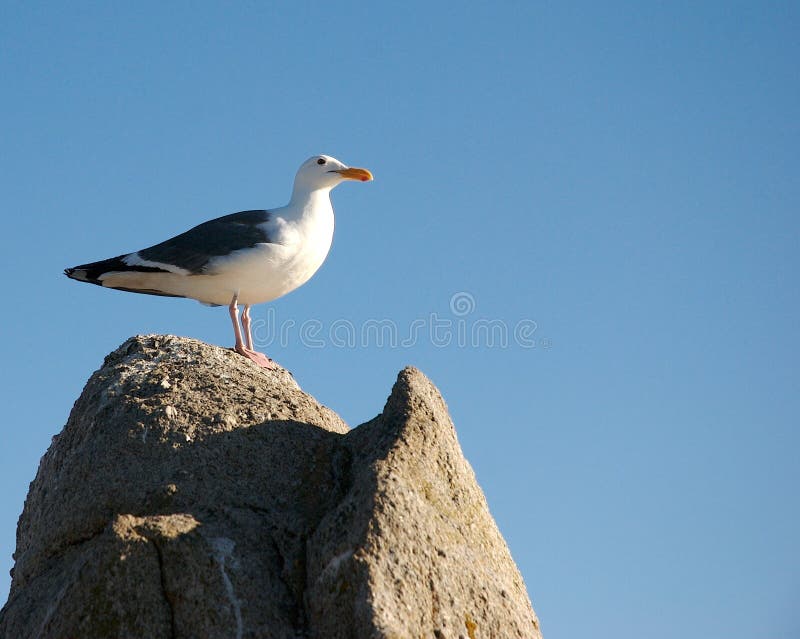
[{"left": 138, "top": 209, "right": 272, "bottom": 274}]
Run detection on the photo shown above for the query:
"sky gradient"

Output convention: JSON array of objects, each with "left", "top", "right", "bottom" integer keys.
[{"left": 1, "top": 2, "right": 798, "bottom": 637}]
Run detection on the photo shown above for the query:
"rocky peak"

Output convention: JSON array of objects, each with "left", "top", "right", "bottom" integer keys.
[{"left": 0, "top": 335, "right": 541, "bottom": 638}]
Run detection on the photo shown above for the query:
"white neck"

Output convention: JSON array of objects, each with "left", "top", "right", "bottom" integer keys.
[
  {"left": 282, "top": 186, "right": 334, "bottom": 224},
  {"left": 289, "top": 180, "right": 335, "bottom": 206}
]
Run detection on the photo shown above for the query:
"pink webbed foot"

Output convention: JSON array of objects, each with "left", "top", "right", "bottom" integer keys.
[{"left": 234, "top": 345, "right": 277, "bottom": 369}]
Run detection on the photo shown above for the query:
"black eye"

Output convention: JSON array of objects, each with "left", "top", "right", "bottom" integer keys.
[{"left": 317, "top": 158, "right": 326, "bottom": 165}]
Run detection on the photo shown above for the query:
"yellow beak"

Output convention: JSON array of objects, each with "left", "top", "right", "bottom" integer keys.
[{"left": 335, "top": 167, "right": 373, "bottom": 182}]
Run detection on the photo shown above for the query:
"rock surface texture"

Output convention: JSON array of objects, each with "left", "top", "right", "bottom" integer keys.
[{"left": 0, "top": 335, "right": 541, "bottom": 638}]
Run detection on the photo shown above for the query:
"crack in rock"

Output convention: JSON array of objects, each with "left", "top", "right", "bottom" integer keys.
[{"left": 150, "top": 539, "right": 177, "bottom": 639}]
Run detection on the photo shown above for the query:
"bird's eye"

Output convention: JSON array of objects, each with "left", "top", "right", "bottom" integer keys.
[{"left": 317, "top": 158, "right": 326, "bottom": 165}]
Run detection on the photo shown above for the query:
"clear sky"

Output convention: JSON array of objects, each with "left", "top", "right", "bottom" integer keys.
[{"left": 1, "top": 2, "right": 798, "bottom": 637}]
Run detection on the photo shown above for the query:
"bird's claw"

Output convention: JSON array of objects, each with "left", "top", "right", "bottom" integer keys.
[{"left": 234, "top": 345, "right": 277, "bottom": 369}]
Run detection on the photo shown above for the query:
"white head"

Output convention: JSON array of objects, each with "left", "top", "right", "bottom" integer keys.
[{"left": 292, "top": 154, "right": 373, "bottom": 197}]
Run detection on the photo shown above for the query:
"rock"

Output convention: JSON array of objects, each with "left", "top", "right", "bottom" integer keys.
[{"left": 0, "top": 335, "right": 541, "bottom": 638}]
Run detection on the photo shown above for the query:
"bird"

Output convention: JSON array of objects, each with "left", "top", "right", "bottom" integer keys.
[{"left": 65, "top": 155, "right": 373, "bottom": 368}]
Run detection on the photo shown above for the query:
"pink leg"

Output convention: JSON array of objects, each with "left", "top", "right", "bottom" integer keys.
[
  {"left": 228, "top": 296, "right": 246, "bottom": 351},
  {"left": 228, "top": 296, "right": 275, "bottom": 368},
  {"left": 241, "top": 305, "right": 255, "bottom": 350}
]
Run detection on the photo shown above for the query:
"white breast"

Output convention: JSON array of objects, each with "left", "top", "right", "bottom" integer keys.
[{"left": 199, "top": 194, "right": 336, "bottom": 306}]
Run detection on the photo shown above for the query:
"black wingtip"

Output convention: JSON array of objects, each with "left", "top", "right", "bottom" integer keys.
[
  {"left": 65, "top": 255, "right": 136, "bottom": 284},
  {"left": 64, "top": 266, "right": 94, "bottom": 284}
]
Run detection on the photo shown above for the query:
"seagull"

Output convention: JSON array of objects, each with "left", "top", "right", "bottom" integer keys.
[{"left": 65, "top": 155, "right": 372, "bottom": 368}]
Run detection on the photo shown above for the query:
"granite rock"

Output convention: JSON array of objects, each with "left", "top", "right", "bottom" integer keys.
[{"left": 0, "top": 335, "right": 541, "bottom": 638}]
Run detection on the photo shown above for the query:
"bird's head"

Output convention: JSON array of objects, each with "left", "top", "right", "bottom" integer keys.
[{"left": 293, "top": 155, "right": 373, "bottom": 193}]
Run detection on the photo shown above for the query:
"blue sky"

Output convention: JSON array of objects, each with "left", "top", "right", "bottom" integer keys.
[{"left": 1, "top": 2, "right": 798, "bottom": 636}]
